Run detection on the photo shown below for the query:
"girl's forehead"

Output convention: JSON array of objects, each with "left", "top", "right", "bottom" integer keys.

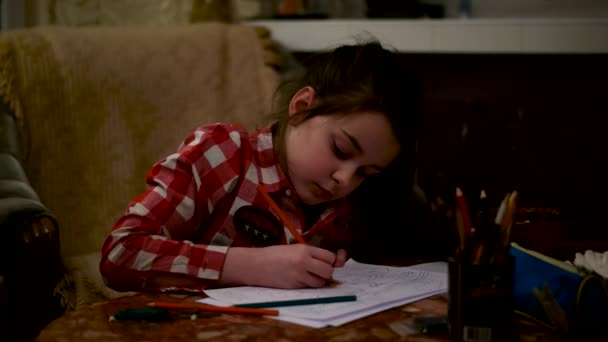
[{"left": 330, "top": 111, "right": 392, "bottom": 131}]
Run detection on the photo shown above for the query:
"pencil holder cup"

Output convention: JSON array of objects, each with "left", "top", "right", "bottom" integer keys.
[{"left": 448, "top": 258, "right": 514, "bottom": 342}]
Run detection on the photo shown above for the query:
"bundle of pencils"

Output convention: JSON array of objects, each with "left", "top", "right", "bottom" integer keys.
[{"left": 453, "top": 187, "right": 518, "bottom": 265}]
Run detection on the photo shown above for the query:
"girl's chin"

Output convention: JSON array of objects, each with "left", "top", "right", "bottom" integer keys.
[
  {"left": 293, "top": 182, "right": 329, "bottom": 205},
  {"left": 299, "top": 194, "right": 322, "bottom": 206},
  {"left": 297, "top": 189, "right": 324, "bottom": 205}
]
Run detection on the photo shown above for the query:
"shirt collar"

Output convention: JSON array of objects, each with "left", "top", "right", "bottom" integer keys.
[{"left": 250, "top": 123, "right": 291, "bottom": 194}]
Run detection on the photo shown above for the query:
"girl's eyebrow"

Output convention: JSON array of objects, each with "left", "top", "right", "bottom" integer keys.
[{"left": 341, "top": 129, "right": 385, "bottom": 172}]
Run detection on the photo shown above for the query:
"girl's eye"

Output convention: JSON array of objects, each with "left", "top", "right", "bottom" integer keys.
[{"left": 332, "top": 140, "right": 349, "bottom": 160}]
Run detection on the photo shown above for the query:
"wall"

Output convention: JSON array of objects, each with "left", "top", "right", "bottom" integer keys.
[
  {"left": 399, "top": 52, "right": 608, "bottom": 260},
  {"left": 322, "top": 51, "right": 608, "bottom": 262},
  {"left": 441, "top": 0, "right": 608, "bottom": 18},
  {"left": 6, "top": 0, "right": 608, "bottom": 29},
  {"left": 2, "top": 0, "right": 230, "bottom": 28},
  {"left": 1, "top": 0, "right": 24, "bottom": 29}
]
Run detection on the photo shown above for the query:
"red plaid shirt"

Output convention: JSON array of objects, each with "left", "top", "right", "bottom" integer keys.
[{"left": 100, "top": 123, "right": 352, "bottom": 292}]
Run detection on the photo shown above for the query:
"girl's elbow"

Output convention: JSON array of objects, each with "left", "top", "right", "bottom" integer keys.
[{"left": 99, "top": 249, "right": 142, "bottom": 292}]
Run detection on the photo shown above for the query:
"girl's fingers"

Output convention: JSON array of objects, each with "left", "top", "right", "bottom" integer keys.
[
  {"left": 308, "top": 245, "right": 337, "bottom": 264},
  {"left": 301, "top": 271, "right": 330, "bottom": 288},
  {"left": 334, "top": 249, "right": 348, "bottom": 267},
  {"left": 306, "top": 257, "right": 335, "bottom": 280}
]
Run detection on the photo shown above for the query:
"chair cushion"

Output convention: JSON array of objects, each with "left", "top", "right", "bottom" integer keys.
[{"left": 0, "top": 23, "right": 279, "bottom": 259}]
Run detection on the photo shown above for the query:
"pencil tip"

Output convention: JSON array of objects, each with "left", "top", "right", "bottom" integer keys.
[
  {"left": 510, "top": 190, "right": 519, "bottom": 202},
  {"left": 456, "top": 187, "right": 463, "bottom": 196},
  {"left": 480, "top": 189, "right": 487, "bottom": 198}
]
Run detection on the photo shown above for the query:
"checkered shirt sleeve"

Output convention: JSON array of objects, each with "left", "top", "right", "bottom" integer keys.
[{"left": 100, "top": 123, "right": 247, "bottom": 292}]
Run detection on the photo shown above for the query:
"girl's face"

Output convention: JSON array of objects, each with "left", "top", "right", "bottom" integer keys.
[{"left": 284, "top": 111, "right": 400, "bottom": 205}]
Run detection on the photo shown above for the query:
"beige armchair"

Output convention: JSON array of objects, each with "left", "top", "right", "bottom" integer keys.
[{"left": 0, "top": 22, "right": 282, "bottom": 341}]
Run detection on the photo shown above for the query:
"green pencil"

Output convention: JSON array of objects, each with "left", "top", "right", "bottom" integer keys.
[{"left": 235, "top": 295, "right": 357, "bottom": 309}]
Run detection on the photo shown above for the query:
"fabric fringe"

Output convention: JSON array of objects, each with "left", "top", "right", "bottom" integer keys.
[{"left": 52, "top": 265, "right": 77, "bottom": 312}]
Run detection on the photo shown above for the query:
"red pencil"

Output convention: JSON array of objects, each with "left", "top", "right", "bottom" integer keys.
[
  {"left": 148, "top": 301, "right": 279, "bottom": 316},
  {"left": 257, "top": 184, "right": 306, "bottom": 244},
  {"left": 455, "top": 187, "right": 473, "bottom": 239}
]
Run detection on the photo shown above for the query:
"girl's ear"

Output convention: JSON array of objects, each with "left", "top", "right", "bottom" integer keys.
[{"left": 288, "top": 86, "right": 315, "bottom": 116}]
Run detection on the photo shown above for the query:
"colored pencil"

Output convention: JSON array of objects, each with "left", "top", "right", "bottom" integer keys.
[
  {"left": 455, "top": 205, "right": 466, "bottom": 254},
  {"left": 477, "top": 189, "right": 489, "bottom": 233},
  {"left": 256, "top": 185, "right": 339, "bottom": 283},
  {"left": 492, "top": 190, "right": 518, "bottom": 264},
  {"left": 498, "top": 191, "right": 518, "bottom": 248},
  {"left": 455, "top": 187, "right": 471, "bottom": 257},
  {"left": 494, "top": 192, "right": 510, "bottom": 225},
  {"left": 500, "top": 190, "right": 518, "bottom": 231},
  {"left": 147, "top": 301, "right": 279, "bottom": 316},
  {"left": 469, "top": 189, "right": 490, "bottom": 264},
  {"left": 235, "top": 295, "right": 357, "bottom": 309},
  {"left": 257, "top": 184, "right": 306, "bottom": 244},
  {"left": 455, "top": 187, "right": 473, "bottom": 240}
]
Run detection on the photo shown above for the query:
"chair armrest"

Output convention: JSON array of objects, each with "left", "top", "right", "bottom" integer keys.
[
  {"left": 0, "top": 184, "right": 67, "bottom": 341},
  {"left": 0, "top": 96, "right": 54, "bottom": 241},
  {"left": 0, "top": 99, "right": 67, "bottom": 340},
  {"left": 0, "top": 154, "right": 29, "bottom": 184}
]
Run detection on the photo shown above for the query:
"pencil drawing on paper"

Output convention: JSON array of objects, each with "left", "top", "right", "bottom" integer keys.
[{"left": 202, "top": 259, "right": 448, "bottom": 322}]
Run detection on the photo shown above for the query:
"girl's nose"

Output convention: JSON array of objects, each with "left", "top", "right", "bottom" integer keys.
[{"left": 331, "top": 166, "right": 361, "bottom": 193}]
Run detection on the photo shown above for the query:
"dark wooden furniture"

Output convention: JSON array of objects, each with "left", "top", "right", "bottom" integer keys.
[{"left": 332, "top": 51, "right": 608, "bottom": 264}]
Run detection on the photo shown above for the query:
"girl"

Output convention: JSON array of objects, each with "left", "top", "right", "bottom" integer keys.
[{"left": 99, "top": 41, "right": 422, "bottom": 292}]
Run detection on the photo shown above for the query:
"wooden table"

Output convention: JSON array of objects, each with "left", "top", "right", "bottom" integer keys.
[
  {"left": 36, "top": 293, "right": 448, "bottom": 341},
  {"left": 34, "top": 292, "right": 608, "bottom": 342}
]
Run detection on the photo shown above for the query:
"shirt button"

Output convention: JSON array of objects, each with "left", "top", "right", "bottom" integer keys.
[{"left": 285, "top": 189, "right": 292, "bottom": 197}]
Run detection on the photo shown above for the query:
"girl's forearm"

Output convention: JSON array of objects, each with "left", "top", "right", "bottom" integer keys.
[
  {"left": 144, "top": 272, "right": 209, "bottom": 288},
  {"left": 219, "top": 247, "right": 264, "bottom": 286},
  {"left": 143, "top": 247, "right": 261, "bottom": 289}
]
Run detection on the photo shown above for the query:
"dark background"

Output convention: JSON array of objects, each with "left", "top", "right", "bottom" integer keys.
[{"left": 292, "top": 51, "right": 608, "bottom": 262}]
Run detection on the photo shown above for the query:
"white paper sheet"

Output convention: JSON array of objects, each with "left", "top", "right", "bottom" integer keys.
[{"left": 199, "top": 260, "right": 448, "bottom": 327}]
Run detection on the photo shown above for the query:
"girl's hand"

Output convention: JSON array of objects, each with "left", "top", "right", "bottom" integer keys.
[
  {"left": 333, "top": 248, "right": 348, "bottom": 267},
  {"left": 221, "top": 245, "right": 337, "bottom": 289}
]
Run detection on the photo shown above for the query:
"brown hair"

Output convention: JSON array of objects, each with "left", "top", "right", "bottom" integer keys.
[
  {"left": 271, "top": 40, "right": 422, "bottom": 169},
  {"left": 271, "top": 41, "right": 427, "bottom": 257}
]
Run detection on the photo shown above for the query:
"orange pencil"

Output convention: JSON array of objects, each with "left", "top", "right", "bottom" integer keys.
[
  {"left": 148, "top": 301, "right": 279, "bottom": 316},
  {"left": 257, "top": 184, "right": 306, "bottom": 244},
  {"left": 257, "top": 185, "right": 338, "bottom": 286}
]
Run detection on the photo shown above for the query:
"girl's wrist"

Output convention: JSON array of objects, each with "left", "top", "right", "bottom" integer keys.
[{"left": 221, "top": 247, "right": 263, "bottom": 286}]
